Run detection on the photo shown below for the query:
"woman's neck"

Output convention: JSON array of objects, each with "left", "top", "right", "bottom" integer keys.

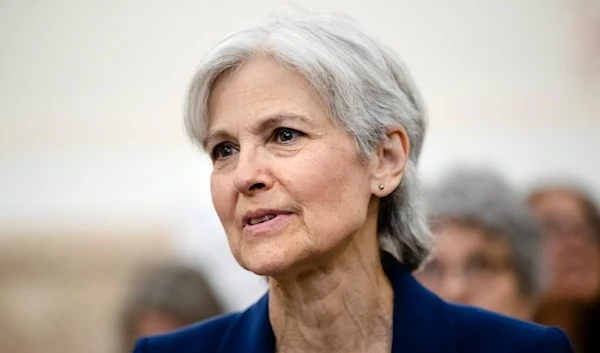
[{"left": 268, "top": 237, "right": 394, "bottom": 353}]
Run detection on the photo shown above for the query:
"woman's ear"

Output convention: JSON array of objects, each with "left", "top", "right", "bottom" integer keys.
[{"left": 372, "top": 126, "right": 410, "bottom": 196}]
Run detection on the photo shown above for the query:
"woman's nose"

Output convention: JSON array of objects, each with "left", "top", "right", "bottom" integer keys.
[
  {"left": 441, "top": 273, "right": 470, "bottom": 304},
  {"left": 232, "top": 149, "right": 273, "bottom": 195}
]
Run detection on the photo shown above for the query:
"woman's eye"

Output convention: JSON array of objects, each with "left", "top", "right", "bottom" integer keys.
[
  {"left": 212, "top": 143, "right": 237, "bottom": 160},
  {"left": 422, "top": 261, "right": 443, "bottom": 278},
  {"left": 465, "top": 256, "right": 493, "bottom": 273},
  {"left": 274, "top": 128, "right": 302, "bottom": 143}
]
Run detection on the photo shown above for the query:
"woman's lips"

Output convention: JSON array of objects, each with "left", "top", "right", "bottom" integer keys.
[{"left": 243, "top": 213, "right": 292, "bottom": 235}]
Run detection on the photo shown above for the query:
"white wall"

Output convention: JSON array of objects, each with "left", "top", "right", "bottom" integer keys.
[{"left": 1, "top": 0, "right": 598, "bottom": 309}]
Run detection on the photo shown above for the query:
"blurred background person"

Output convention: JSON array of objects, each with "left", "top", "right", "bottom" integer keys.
[
  {"left": 415, "top": 168, "right": 543, "bottom": 321},
  {"left": 529, "top": 184, "right": 600, "bottom": 353},
  {"left": 119, "top": 262, "right": 224, "bottom": 353}
]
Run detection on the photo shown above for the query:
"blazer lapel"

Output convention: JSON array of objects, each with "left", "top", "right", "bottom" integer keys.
[
  {"left": 215, "top": 293, "right": 275, "bottom": 353},
  {"left": 242, "top": 294, "right": 275, "bottom": 353},
  {"left": 383, "top": 253, "right": 457, "bottom": 353}
]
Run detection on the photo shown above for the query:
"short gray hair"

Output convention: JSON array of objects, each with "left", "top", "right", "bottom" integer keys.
[
  {"left": 425, "top": 168, "right": 544, "bottom": 299},
  {"left": 185, "top": 11, "right": 431, "bottom": 270}
]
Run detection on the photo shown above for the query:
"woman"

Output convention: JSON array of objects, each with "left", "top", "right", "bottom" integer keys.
[
  {"left": 133, "top": 12, "right": 572, "bottom": 353},
  {"left": 529, "top": 185, "right": 600, "bottom": 353},
  {"left": 416, "top": 168, "right": 542, "bottom": 321},
  {"left": 120, "top": 262, "right": 224, "bottom": 352}
]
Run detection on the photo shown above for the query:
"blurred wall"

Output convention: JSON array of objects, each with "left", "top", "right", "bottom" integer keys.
[
  {"left": 1, "top": 0, "right": 598, "bottom": 225},
  {"left": 0, "top": 1, "right": 598, "bottom": 347},
  {"left": 0, "top": 227, "right": 173, "bottom": 353}
]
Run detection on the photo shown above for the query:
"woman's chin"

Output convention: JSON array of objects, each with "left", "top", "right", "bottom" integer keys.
[
  {"left": 236, "top": 246, "right": 311, "bottom": 279},
  {"left": 232, "top": 236, "right": 307, "bottom": 277},
  {"left": 240, "top": 254, "right": 296, "bottom": 277}
]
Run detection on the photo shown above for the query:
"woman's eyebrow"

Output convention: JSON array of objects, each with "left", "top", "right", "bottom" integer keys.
[
  {"left": 204, "top": 112, "right": 312, "bottom": 148},
  {"left": 202, "top": 131, "right": 234, "bottom": 150},
  {"left": 250, "top": 112, "right": 312, "bottom": 132}
]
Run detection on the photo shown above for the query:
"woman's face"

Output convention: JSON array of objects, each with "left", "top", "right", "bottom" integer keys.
[
  {"left": 416, "top": 223, "right": 532, "bottom": 320},
  {"left": 206, "top": 57, "right": 380, "bottom": 277},
  {"left": 129, "top": 310, "right": 186, "bottom": 349},
  {"left": 530, "top": 191, "right": 600, "bottom": 303}
]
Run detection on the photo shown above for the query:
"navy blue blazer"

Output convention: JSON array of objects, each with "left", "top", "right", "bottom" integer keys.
[{"left": 133, "top": 254, "right": 573, "bottom": 353}]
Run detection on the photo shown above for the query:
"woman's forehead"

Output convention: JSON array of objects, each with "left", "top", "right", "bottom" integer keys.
[
  {"left": 534, "top": 192, "right": 588, "bottom": 220},
  {"left": 206, "top": 58, "right": 330, "bottom": 133},
  {"left": 434, "top": 223, "right": 511, "bottom": 257},
  {"left": 209, "top": 57, "right": 318, "bottom": 104}
]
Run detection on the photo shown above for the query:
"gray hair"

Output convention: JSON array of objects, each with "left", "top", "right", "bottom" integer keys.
[
  {"left": 185, "top": 11, "right": 431, "bottom": 270},
  {"left": 425, "top": 168, "right": 544, "bottom": 299},
  {"left": 120, "top": 262, "right": 224, "bottom": 350}
]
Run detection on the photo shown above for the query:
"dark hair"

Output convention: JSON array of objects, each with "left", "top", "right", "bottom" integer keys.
[
  {"left": 528, "top": 186, "right": 600, "bottom": 241},
  {"left": 528, "top": 184, "right": 600, "bottom": 353},
  {"left": 581, "top": 301, "right": 600, "bottom": 353}
]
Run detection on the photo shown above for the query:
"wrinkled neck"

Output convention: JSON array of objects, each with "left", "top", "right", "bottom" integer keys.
[{"left": 268, "top": 231, "right": 393, "bottom": 353}]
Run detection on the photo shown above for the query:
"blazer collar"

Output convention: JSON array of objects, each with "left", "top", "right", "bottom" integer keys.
[
  {"left": 381, "top": 252, "right": 457, "bottom": 353},
  {"left": 239, "top": 253, "right": 456, "bottom": 353}
]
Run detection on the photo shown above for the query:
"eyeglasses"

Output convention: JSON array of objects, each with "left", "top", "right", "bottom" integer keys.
[
  {"left": 541, "top": 218, "right": 598, "bottom": 242},
  {"left": 417, "top": 255, "right": 513, "bottom": 289}
]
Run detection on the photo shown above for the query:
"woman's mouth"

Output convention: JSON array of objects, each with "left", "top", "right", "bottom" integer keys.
[
  {"left": 242, "top": 210, "right": 293, "bottom": 235},
  {"left": 248, "top": 214, "right": 277, "bottom": 225}
]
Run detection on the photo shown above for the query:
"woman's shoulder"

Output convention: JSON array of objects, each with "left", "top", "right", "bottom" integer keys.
[{"left": 449, "top": 303, "right": 573, "bottom": 353}]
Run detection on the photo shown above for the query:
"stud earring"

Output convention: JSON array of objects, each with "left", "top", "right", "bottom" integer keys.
[{"left": 378, "top": 184, "right": 385, "bottom": 190}]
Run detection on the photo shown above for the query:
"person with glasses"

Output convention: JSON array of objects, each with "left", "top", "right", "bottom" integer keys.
[
  {"left": 529, "top": 184, "right": 600, "bottom": 353},
  {"left": 416, "top": 168, "right": 542, "bottom": 321}
]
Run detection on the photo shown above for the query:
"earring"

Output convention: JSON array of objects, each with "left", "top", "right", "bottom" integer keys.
[{"left": 378, "top": 184, "right": 385, "bottom": 190}]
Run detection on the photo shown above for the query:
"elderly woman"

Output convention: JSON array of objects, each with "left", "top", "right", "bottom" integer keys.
[
  {"left": 133, "top": 12, "right": 572, "bottom": 353},
  {"left": 529, "top": 184, "right": 600, "bottom": 353},
  {"left": 415, "top": 168, "right": 543, "bottom": 321}
]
